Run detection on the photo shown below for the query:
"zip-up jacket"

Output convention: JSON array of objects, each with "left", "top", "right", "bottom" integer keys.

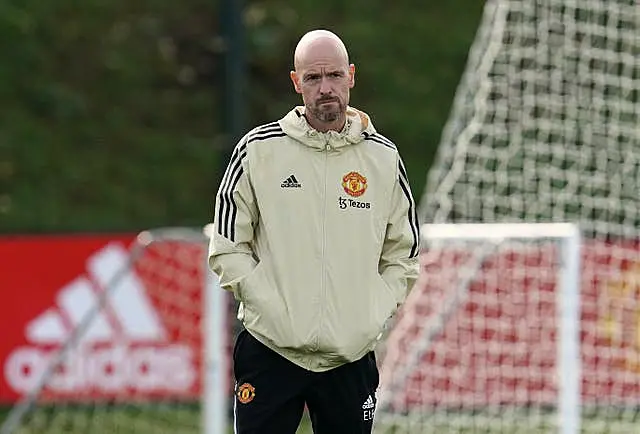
[{"left": 209, "top": 106, "right": 420, "bottom": 372}]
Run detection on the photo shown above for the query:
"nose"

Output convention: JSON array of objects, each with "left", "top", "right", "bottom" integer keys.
[{"left": 319, "top": 77, "right": 332, "bottom": 95}]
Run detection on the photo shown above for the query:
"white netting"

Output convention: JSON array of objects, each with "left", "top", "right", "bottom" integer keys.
[
  {"left": 421, "top": 0, "right": 639, "bottom": 234},
  {"left": 0, "top": 229, "right": 234, "bottom": 434},
  {"left": 377, "top": 0, "right": 640, "bottom": 432}
]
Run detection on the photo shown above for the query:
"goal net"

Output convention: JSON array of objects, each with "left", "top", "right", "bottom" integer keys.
[
  {"left": 0, "top": 228, "right": 233, "bottom": 434},
  {"left": 376, "top": 0, "right": 640, "bottom": 433}
]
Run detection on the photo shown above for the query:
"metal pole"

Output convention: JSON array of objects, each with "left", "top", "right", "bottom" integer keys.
[
  {"left": 219, "top": 0, "right": 247, "bottom": 160},
  {"left": 205, "top": 1, "right": 246, "bottom": 431}
]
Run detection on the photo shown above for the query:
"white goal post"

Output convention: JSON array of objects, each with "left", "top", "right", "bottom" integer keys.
[
  {"left": 426, "top": 222, "right": 583, "bottom": 434},
  {"left": 380, "top": 0, "right": 639, "bottom": 431},
  {"left": 0, "top": 227, "right": 230, "bottom": 434},
  {"left": 375, "top": 222, "right": 582, "bottom": 434}
]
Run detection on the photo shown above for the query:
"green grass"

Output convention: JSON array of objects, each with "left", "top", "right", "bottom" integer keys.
[
  {"left": 0, "top": 405, "right": 313, "bottom": 434},
  {"left": 373, "top": 408, "right": 640, "bottom": 434},
  {"left": 2, "top": 405, "right": 638, "bottom": 433}
]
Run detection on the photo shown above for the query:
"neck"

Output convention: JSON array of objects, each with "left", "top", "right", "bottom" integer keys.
[{"left": 306, "top": 112, "right": 346, "bottom": 133}]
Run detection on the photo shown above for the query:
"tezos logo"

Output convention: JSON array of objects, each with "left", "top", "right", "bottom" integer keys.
[{"left": 339, "top": 197, "right": 371, "bottom": 210}]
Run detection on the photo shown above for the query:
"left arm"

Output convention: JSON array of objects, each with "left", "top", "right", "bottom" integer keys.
[{"left": 378, "top": 154, "right": 420, "bottom": 305}]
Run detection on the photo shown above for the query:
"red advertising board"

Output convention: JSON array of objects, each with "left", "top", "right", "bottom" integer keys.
[
  {"left": 4, "top": 235, "right": 639, "bottom": 408},
  {"left": 0, "top": 235, "right": 206, "bottom": 404},
  {"left": 382, "top": 240, "right": 640, "bottom": 408}
]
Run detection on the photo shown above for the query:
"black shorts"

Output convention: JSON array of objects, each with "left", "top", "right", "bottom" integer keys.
[{"left": 232, "top": 329, "right": 379, "bottom": 434}]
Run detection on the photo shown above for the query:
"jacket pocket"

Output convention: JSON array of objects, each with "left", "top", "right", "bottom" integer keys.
[
  {"left": 371, "top": 273, "right": 398, "bottom": 338},
  {"left": 237, "top": 259, "right": 291, "bottom": 348},
  {"left": 236, "top": 261, "right": 263, "bottom": 302},
  {"left": 376, "top": 273, "right": 396, "bottom": 305}
]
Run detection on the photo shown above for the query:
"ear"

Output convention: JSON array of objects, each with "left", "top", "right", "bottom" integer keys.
[
  {"left": 348, "top": 64, "right": 356, "bottom": 88},
  {"left": 290, "top": 70, "right": 302, "bottom": 94}
]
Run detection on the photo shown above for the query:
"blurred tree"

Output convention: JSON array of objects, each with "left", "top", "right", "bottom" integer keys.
[
  {"left": 2, "top": 0, "right": 222, "bottom": 232},
  {"left": 1, "top": 0, "right": 484, "bottom": 233}
]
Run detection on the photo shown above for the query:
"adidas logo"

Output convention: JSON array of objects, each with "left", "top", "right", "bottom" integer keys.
[
  {"left": 5, "top": 243, "right": 196, "bottom": 395},
  {"left": 26, "top": 243, "right": 165, "bottom": 344},
  {"left": 281, "top": 174, "right": 302, "bottom": 188},
  {"left": 362, "top": 394, "right": 375, "bottom": 410}
]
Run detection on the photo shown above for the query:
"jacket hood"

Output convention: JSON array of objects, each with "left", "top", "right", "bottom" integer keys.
[{"left": 279, "top": 106, "right": 377, "bottom": 150}]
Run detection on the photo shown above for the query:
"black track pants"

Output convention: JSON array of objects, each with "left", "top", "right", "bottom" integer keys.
[{"left": 232, "top": 329, "right": 379, "bottom": 434}]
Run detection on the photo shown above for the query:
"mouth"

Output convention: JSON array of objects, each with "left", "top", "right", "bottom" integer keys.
[{"left": 318, "top": 99, "right": 338, "bottom": 105}]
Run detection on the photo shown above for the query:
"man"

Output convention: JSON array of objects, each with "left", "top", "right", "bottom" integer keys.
[{"left": 209, "top": 29, "right": 419, "bottom": 434}]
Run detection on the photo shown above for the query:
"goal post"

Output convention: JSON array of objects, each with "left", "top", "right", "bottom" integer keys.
[
  {"left": 375, "top": 223, "right": 582, "bottom": 433},
  {"left": 138, "top": 228, "right": 229, "bottom": 434},
  {"left": 0, "top": 227, "right": 231, "bottom": 434},
  {"left": 203, "top": 250, "right": 228, "bottom": 434},
  {"left": 376, "top": 0, "right": 639, "bottom": 431}
]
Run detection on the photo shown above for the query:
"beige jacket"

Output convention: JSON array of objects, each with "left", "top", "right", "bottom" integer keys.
[{"left": 209, "top": 106, "right": 420, "bottom": 372}]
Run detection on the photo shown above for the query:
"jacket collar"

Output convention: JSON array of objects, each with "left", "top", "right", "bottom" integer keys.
[{"left": 279, "top": 106, "right": 377, "bottom": 150}]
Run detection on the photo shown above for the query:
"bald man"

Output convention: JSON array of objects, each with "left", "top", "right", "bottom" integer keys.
[{"left": 209, "top": 29, "right": 419, "bottom": 433}]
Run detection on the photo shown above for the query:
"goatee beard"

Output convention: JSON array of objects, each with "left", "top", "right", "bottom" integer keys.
[{"left": 309, "top": 102, "right": 345, "bottom": 123}]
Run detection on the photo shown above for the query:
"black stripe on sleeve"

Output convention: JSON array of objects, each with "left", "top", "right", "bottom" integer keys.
[
  {"left": 226, "top": 162, "right": 245, "bottom": 240},
  {"left": 253, "top": 122, "right": 281, "bottom": 135},
  {"left": 398, "top": 156, "right": 409, "bottom": 182},
  {"left": 362, "top": 131, "right": 418, "bottom": 257},
  {"left": 371, "top": 133, "right": 397, "bottom": 150},
  {"left": 216, "top": 123, "right": 286, "bottom": 241},
  {"left": 398, "top": 158, "right": 420, "bottom": 258},
  {"left": 217, "top": 141, "right": 247, "bottom": 239},
  {"left": 252, "top": 121, "right": 280, "bottom": 133},
  {"left": 247, "top": 130, "right": 287, "bottom": 144},
  {"left": 362, "top": 132, "right": 397, "bottom": 150}
]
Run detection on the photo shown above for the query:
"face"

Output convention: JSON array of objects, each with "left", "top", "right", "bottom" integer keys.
[{"left": 290, "top": 40, "right": 355, "bottom": 125}]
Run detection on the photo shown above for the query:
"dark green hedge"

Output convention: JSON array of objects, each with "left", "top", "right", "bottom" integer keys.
[{"left": 2, "top": 1, "right": 483, "bottom": 233}]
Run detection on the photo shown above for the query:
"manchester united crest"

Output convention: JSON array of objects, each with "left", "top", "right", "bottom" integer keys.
[
  {"left": 237, "top": 382, "right": 255, "bottom": 404},
  {"left": 342, "top": 171, "right": 367, "bottom": 197}
]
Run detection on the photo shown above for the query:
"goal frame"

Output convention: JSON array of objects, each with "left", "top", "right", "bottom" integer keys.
[
  {"left": 203, "top": 242, "right": 228, "bottom": 434},
  {"left": 378, "top": 222, "right": 582, "bottom": 434},
  {"left": 0, "top": 227, "right": 229, "bottom": 434}
]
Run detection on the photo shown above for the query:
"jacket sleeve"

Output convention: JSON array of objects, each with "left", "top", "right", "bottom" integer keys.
[
  {"left": 379, "top": 154, "right": 420, "bottom": 306},
  {"left": 208, "top": 137, "right": 258, "bottom": 297}
]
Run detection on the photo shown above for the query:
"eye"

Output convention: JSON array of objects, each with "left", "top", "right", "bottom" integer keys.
[
  {"left": 304, "top": 74, "right": 321, "bottom": 82},
  {"left": 329, "top": 72, "right": 343, "bottom": 78}
]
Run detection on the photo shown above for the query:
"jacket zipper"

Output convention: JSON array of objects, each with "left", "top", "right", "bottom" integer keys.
[{"left": 315, "top": 141, "right": 330, "bottom": 352}]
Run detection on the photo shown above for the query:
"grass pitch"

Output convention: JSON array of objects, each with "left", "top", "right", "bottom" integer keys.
[
  {"left": 0, "top": 406, "right": 313, "bottom": 434},
  {"left": 1, "top": 405, "right": 638, "bottom": 433}
]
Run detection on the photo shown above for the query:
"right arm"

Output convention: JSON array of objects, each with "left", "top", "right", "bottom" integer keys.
[{"left": 208, "top": 136, "right": 258, "bottom": 297}]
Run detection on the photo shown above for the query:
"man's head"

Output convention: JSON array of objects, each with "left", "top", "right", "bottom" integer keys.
[{"left": 290, "top": 30, "right": 355, "bottom": 132}]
